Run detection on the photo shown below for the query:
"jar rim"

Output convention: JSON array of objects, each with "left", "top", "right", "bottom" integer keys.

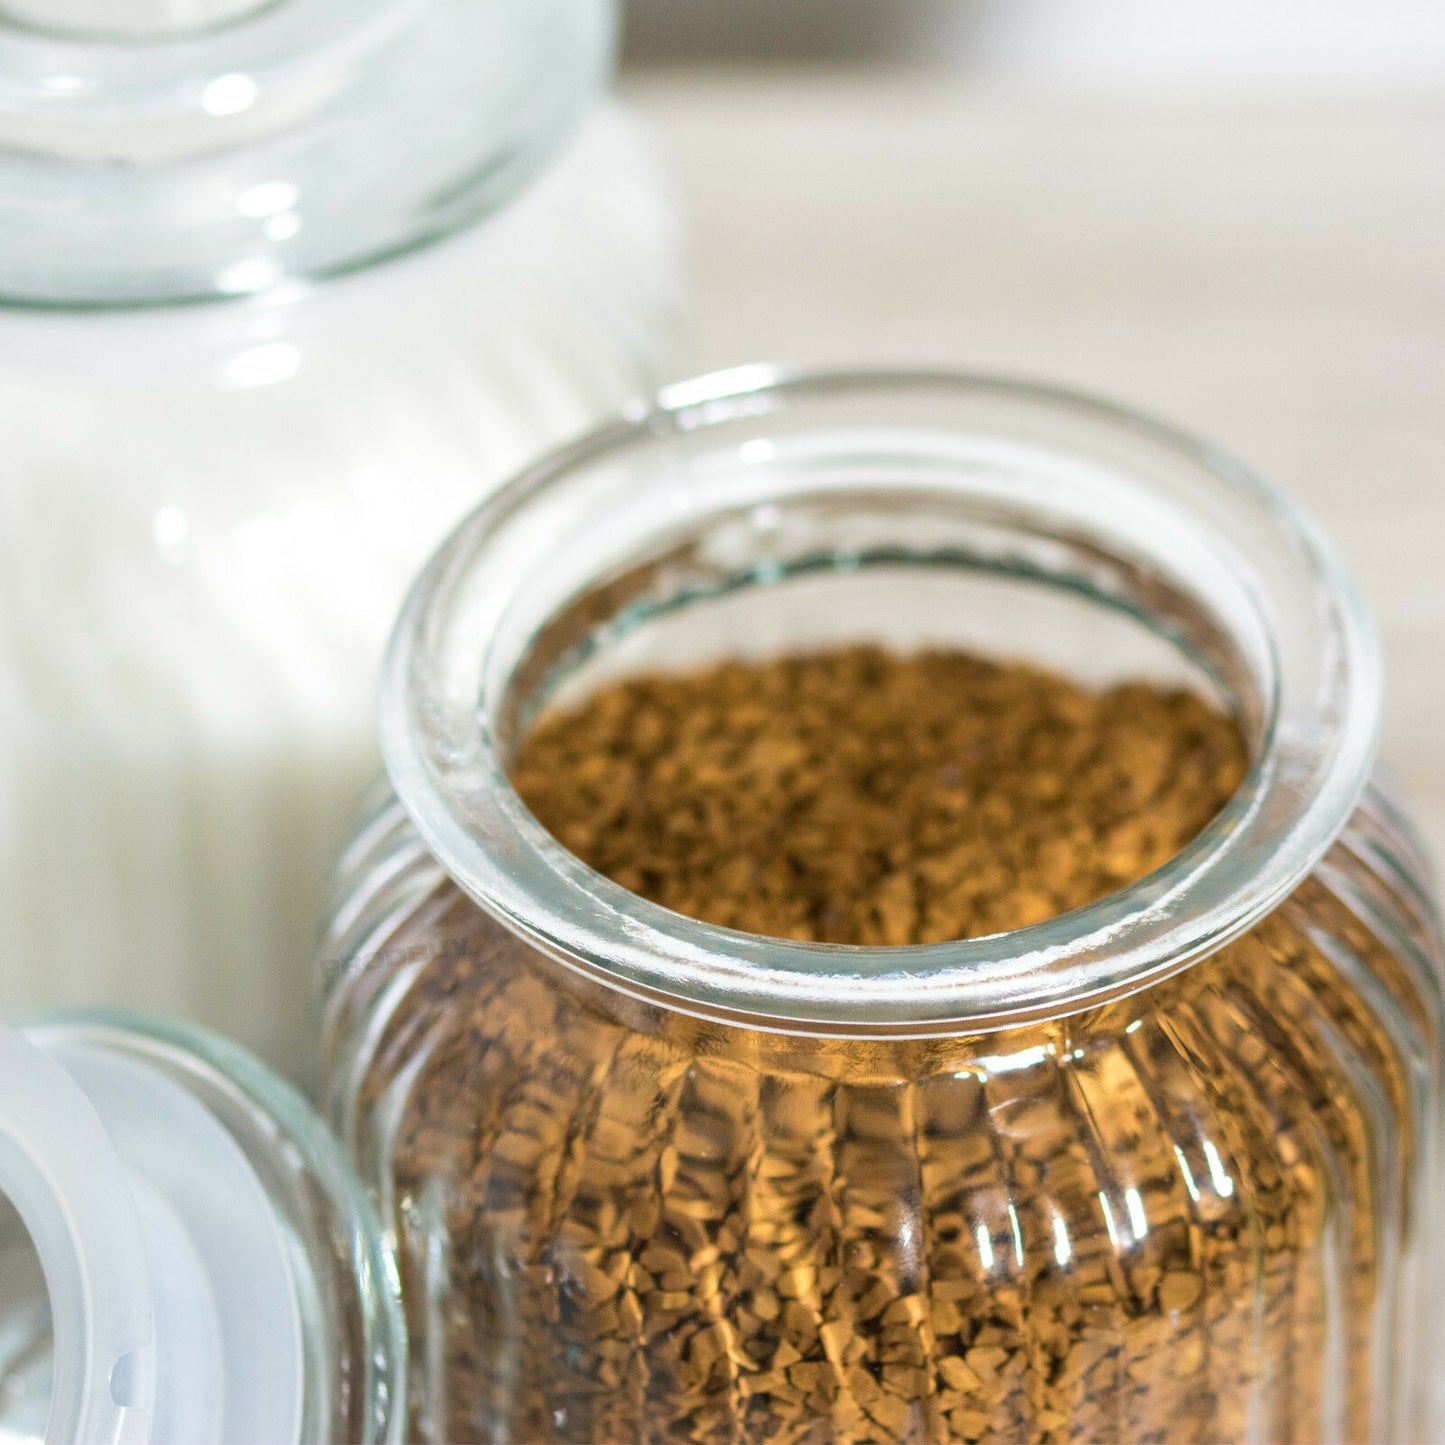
[{"left": 381, "top": 365, "right": 1382, "bottom": 1035}]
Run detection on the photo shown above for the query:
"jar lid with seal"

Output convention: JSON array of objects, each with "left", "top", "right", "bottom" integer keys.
[{"left": 0, "top": 1011, "right": 405, "bottom": 1444}]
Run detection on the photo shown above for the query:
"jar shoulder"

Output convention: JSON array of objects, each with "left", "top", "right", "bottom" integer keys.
[{"left": 0, "top": 103, "right": 685, "bottom": 508}]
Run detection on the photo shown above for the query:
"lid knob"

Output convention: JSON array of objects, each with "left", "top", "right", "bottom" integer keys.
[{"left": 0, "top": 0, "right": 274, "bottom": 39}]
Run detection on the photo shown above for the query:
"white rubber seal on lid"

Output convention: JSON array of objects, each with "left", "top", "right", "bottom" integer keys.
[{"left": 0, "top": 1023, "right": 304, "bottom": 1444}]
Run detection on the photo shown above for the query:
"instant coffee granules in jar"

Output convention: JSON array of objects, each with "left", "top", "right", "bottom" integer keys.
[
  {"left": 320, "top": 369, "right": 1445, "bottom": 1444},
  {"left": 510, "top": 648, "right": 1249, "bottom": 945}
]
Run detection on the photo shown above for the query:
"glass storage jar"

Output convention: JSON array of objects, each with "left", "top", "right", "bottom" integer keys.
[
  {"left": 0, "top": 0, "right": 683, "bottom": 1071},
  {"left": 0, "top": 1009, "right": 404, "bottom": 1444},
  {"left": 320, "top": 368, "right": 1445, "bottom": 1444}
]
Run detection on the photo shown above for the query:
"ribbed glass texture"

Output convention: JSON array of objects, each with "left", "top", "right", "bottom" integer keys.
[{"left": 321, "top": 779, "right": 1443, "bottom": 1444}]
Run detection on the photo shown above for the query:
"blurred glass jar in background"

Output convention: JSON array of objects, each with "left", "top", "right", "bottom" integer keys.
[
  {"left": 0, "top": 0, "right": 684, "bottom": 1070},
  {"left": 322, "top": 370, "right": 1445, "bottom": 1443}
]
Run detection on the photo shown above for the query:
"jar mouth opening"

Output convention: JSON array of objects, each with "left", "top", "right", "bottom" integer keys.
[{"left": 382, "top": 366, "right": 1381, "bottom": 1035}]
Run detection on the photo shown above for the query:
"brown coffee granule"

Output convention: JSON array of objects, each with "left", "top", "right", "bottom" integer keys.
[{"left": 512, "top": 646, "right": 1248, "bottom": 943}]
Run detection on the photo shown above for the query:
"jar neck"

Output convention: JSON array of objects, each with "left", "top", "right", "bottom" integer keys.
[
  {"left": 0, "top": 0, "right": 615, "bottom": 306},
  {"left": 383, "top": 367, "right": 1381, "bottom": 1036}
]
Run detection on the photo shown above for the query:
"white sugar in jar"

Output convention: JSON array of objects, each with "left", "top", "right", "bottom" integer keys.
[{"left": 0, "top": 0, "right": 684, "bottom": 1073}]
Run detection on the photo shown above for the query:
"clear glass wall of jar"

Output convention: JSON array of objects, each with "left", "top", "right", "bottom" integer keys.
[
  {"left": 0, "top": 0, "right": 684, "bottom": 1072},
  {"left": 320, "top": 369, "right": 1445, "bottom": 1444},
  {"left": 0, "top": 1010, "right": 404, "bottom": 1444}
]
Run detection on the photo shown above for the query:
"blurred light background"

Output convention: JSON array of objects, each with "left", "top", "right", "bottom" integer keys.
[
  {"left": 624, "top": 0, "right": 1445, "bottom": 85},
  {"left": 618, "top": 1, "right": 1445, "bottom": 867}
]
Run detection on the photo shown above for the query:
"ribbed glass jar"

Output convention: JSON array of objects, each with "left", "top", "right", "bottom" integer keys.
[
  {"left": 0, "top": 0, "right": 684, "bottom": 1072},
  {"left": 320, "top": 369, "right": 1445, "bottom": 1444}
]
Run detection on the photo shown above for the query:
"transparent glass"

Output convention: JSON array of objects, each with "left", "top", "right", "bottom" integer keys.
[
  {"left": 0, "top": 0, "right": 619, "bottom": 305},
  {"left": 0, "top": 1010, "right": 405, "bottom": 1443},
  {"left": 320, "top": 369, "right": 1445, "bottom": 1443},
  {"left": 0, "top": 0, "right": 684, "bottom": 1071}
]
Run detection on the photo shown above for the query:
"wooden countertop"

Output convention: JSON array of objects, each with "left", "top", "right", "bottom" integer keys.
[{"left": 628, "top": 70, "right": 1445, "bottom": 876}]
